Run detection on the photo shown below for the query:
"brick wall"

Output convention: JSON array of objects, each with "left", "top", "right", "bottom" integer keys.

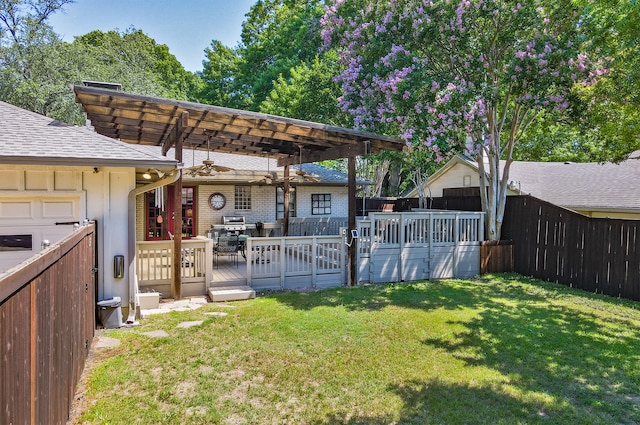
[
  {"left": 197, "top": 184, "right": 277, "bottom": 236},
  {"left": 136, "top": 184, "right": 350, "bottom": 240},
  {"left": 296, "top": 186, "right": 349, "bottom": 217}
]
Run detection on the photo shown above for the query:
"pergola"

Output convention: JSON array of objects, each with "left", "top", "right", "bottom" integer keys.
[{"left": 72, "top": 84, "right": 405, "bottom": 295}]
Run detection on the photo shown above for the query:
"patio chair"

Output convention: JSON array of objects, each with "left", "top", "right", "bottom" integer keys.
[{"left": 214, "top": 234, "right": 239, "bottom": 268}]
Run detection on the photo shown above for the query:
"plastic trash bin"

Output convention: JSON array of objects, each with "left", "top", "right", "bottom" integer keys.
[{"left": 97, "top": 296, "right": 122, "bottom": 329}]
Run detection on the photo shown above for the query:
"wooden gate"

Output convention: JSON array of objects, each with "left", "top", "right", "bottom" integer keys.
[
  {"left": 0, "top": 223, "right": 96, "bottom": 425},
  {"left": 357, "top": 212, "right": 484, "bottom": 284}
]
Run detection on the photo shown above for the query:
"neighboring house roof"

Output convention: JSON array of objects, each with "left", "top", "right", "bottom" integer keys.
[
  {"left": 0, "top": 101, "right": 177, "bottom": 168},
  {"left": 421, "top": 153, "right": 640, "bottom": 213},
  {"left": 141, "top": 145, "right": 369, "bottom": 185}
]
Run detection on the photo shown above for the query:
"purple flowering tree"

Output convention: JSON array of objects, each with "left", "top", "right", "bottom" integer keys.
[{"left": 321, "top": 0, "right": 604, "bottom": 240}]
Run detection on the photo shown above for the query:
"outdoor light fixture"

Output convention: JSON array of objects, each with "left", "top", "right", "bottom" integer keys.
[{"left": 142, "top": 169, "right": 152, "bottom": 180}]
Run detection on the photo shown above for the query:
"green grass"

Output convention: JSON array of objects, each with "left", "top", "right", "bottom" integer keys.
[{"left": 74, "top": 274, "right": 640, "bottom": 424}]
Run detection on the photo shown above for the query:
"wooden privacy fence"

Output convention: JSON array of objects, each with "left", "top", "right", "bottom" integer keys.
[
  {"left": 502, "top": 196, "right": 640, "bottom": 301},
  {"left": 0, "top": 223, "right": 96, "bottom": 425},
  {"left": 357, "top": 211, "right": 484, "bottom": 284},
  {"left": 246, "top": 235, "right": 345, "bottom": 290}
]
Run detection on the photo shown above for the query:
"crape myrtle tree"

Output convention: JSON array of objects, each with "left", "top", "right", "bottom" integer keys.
[{"left": 321, "top": 0, "right": 604, "bottom": 240}]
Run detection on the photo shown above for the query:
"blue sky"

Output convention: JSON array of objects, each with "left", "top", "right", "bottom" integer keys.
[{"left": 48, "top": 0, "right": 256, "bottom": 72}]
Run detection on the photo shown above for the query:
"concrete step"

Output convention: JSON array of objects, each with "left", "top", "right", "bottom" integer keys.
[
  {"left": 209, "top": 280, "right": 247, "bottom": 289},
  {"left": 208, "top": 285, "right": 256, "bottom": 302}
]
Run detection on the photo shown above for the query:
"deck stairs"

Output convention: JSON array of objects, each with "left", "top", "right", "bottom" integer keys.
[{"left": 208, "top": 281, "right": 256, "bottom": 302}]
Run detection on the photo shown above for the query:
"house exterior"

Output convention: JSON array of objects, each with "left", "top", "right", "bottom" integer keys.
[
  {"left": 0, "top": 100, "right": 372, "bottom": 308},
  {"left": 409, "top": 154, "right": 640, "bottom": 220},
  {"left": 0, "top": 101, "right": 177, "bottom": 309},
  {"left": 134, "top": 146, "right": 359, "bottom": 241}
]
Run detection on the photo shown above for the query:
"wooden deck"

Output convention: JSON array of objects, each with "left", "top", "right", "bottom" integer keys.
[{"left": 211, "top": 255, "right": 247, "bottom": 287}]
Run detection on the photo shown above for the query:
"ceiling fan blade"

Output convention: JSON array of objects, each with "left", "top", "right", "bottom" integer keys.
[{"left": 212, "top": 165, "right": 234, "bottom": 172}]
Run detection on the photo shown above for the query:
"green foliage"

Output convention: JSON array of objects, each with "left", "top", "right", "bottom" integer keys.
[
  {"left": 235, "top": 0, "right": 325, "bottom": 111},
  {"left": 73, "top": 29, "right": 198, "bottom": 101},
  {"left": 197, "top": 40, "right": 245, "bottom": 108},
  {"left": 515, "top": 0, "right": 640, "bottom": 162},
  {"left": 260, "top": 53, "right": 348, "bottom": 125}
]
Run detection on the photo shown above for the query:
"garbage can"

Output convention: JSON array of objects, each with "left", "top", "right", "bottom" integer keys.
[{"left": 97, "top": 296, "right": 122, "bottom": 329}]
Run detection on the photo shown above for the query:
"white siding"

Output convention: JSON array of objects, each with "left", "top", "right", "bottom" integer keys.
[
  {"left": 429, "top": 163, "right": 478, "bottom": 197},
  {"left": 0, "top": 165, "right": 135, "bottom": 304}
]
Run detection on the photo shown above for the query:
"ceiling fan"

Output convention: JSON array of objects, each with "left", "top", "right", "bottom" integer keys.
[
  {"left": 249, "top": 146, "right": 319, "bottom": 184},
  {"left": 249, "top": 154, "right": 278, "bottom": 184},
  {"left": 184, "top": 132, "right": 234, "bottom": 177},
  {"left": 289, "top": 144, "right": 320, "bottom": 183}
]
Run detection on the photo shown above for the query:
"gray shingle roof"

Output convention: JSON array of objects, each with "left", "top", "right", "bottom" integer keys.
[
  {"left": 507, "top": 157, "right": 640, "bottom": 211},
  {"left": 451, "top": 153, "right": 640, "bottom": 212},
  {"left": 0, "top": 101, "right": 176, "bottom": 168}
]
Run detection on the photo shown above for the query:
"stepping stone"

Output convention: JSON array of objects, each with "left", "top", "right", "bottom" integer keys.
[
  {"left": 176, "top": 320, "right": 204, "bottom": 329},
  {"left": 142, "top": 330, "right": 170, "bottom": 338},
  {"left": 204, "top": 312, "right": 228, "bottom": 317},
  {"left": 95, "top": 336, "right": 120, "bottom": 348}
]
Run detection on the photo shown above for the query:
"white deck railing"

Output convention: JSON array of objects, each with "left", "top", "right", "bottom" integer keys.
[
  {"left": 245, "top": 235, "right": 345, "bottom": 290},
  {"left": 136, "top": 238, "right": 213, "bottom": 296}
]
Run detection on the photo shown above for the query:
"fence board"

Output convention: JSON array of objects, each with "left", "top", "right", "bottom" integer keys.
[
  {"left": 1, "top": 224, "right": 96, "bottom": 425},
  {"left": 427, "top": 194, "right": 640, "bottom": 302},
  {"left": 499, "top": 196, "right": 640, "bottom": 301}
]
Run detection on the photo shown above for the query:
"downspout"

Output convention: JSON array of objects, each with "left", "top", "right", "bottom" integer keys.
[{"left": 125, "top": 171, "right": 179, "bottom": 324}]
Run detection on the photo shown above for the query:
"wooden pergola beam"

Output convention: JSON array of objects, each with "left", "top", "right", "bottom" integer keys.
[
  {"left": 162, "top": 111, "right": 189, "bottom": 156},
  {"left": 170, "top": 111, "right": 188, "bottom": 299},
  {"left": 277, "top": 143, "right": 370, "bottom": 167}
]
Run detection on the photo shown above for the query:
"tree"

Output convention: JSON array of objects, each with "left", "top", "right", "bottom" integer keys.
[
  {"left": 0, "top": 0, "right": 76, "bottom": 118},
  {"left": 235, "top": 0, "right": 325, "bottom": 111},
  {"left": 260, "top": 53, "right": 348, "bottom": 126},
  {"left": 73, "top": 29, "right": 199, "bottom": 102},
  {"left": 198, "top": 40, "right": 245, "bottom": 108},
  {"left": 322, "top": 0, "right": 604, "bottom": 240},
  {"left": 513, "top": 1, "right": 640, "bottom": 163}
]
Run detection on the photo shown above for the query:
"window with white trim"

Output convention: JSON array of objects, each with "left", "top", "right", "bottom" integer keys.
[
  {"left": 234, "top": 185, "right": 252, "bottom": 210},
  {"left": 311, "top": 193, "right": 331, "bottom": 215}
]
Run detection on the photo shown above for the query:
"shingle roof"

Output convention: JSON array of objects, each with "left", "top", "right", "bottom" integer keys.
[
  {"left": 452, "top": 153, "right": 640, "bottom": 212},
  {"left": 0, "top": 101, "right": 177, "bottom": 168},
  {"left": 507, "top": 157, "right": 640, "bottom": 211}
]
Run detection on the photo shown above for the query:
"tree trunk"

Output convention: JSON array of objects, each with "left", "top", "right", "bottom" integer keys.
[
  {"left": 372, "top": 159, "right": 390, "bottom": 197},
  {"left": 387, "top": 161, "right": 402, "bottom": 196}
]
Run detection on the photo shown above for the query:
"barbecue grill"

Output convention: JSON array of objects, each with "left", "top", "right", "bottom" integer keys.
[{"left": 222, "top": 216, "right": 246, "bottom": 233}]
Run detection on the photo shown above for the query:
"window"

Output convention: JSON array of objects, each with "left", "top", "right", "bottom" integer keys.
[
  {"left": 181, "top": 187, "right": 195, "bottom": 238},
  {"left": 0, "top": 234, "right": 32, "bottom": 251},
  {"left": 276, "top": 186, "right": 296, "bottom": 219},
  {"left": 311, "top": 194, "right": 331, "bottom": 215},
  {"left": 234, "top": 185, "right": 251, "bottom": 210}
]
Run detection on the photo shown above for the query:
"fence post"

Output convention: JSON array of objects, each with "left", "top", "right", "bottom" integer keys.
[
  {"left": 279, "top": 238, "right": 286, "bottom": 289},
  {"left": 246, "top": 238, "right": 253, "bottom": 287},
  {"left": 311, "top": 237, "right": 318, "bottom": 288}
]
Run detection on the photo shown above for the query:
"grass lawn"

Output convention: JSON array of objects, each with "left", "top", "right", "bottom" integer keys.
[{"left": 72, "top": 274, "right": 640, "bottom": 424}]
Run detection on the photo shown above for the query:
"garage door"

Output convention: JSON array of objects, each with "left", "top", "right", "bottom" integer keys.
[{"left": 0, "top": 195, "right": 83, "bottom": 273}]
